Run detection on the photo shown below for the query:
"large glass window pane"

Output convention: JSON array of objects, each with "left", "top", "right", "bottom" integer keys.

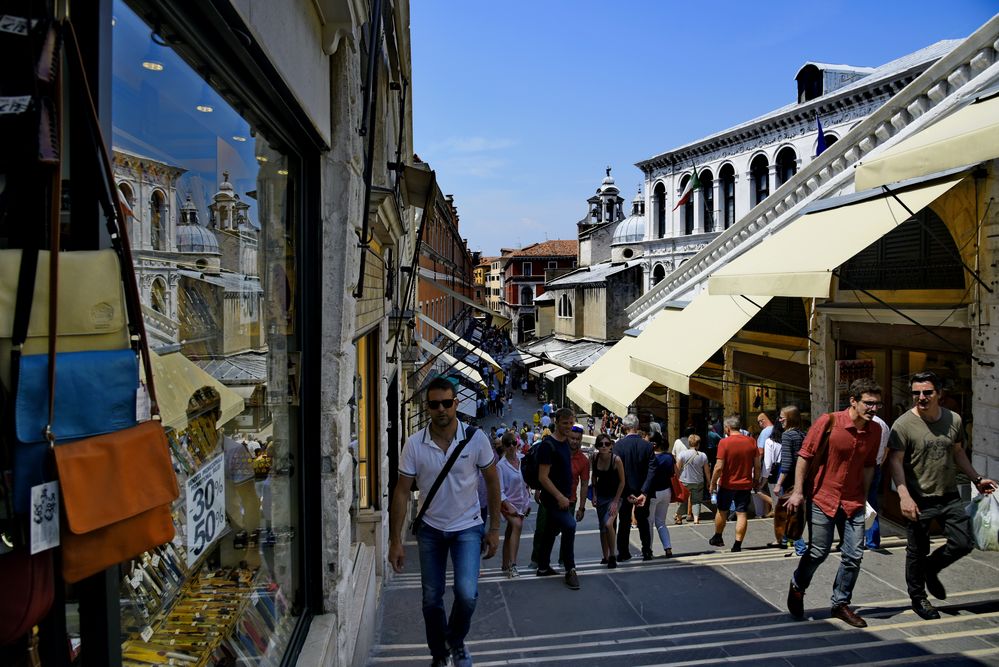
[{"left": 112, "top": 2, "right": 301, "bottom": 662}]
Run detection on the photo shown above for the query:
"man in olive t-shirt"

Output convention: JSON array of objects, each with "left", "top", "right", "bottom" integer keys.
[{"left": 888, "top": 371, "right": 997, "bottom": 621}]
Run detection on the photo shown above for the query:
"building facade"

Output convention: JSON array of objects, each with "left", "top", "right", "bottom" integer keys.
[{"left": 500, "top": 240, "right": 578, "bottom": 343}]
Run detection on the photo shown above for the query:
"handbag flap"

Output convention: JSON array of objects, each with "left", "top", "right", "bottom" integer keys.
[
  {"left": 0, "top": 249, "right": 127, "bottom": 339},
  {"left": 53, "top": 421, "right": 180, "bottom": 534}
]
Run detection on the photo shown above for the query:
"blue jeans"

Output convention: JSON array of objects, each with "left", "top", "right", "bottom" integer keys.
[
  {"left": 537, "top": 504, "right": 576, "bottom": 570},
  {"left": 417, "top": 523, "right": 485, "bottom": 659},
  {"left": 865, "top": 465, "right": 881, "bottom": 548},
  {"left": 793, "top": 503, "right": 866, "bottom": 606}
]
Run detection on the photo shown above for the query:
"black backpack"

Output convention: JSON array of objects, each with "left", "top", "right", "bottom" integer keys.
[{"left": 521, "top": 441, "right": 542, "bottom": 489}]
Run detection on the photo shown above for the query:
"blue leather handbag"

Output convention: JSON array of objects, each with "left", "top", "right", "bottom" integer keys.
[{"left": 12, "top": 348, "right": 138, "bottom": 513}]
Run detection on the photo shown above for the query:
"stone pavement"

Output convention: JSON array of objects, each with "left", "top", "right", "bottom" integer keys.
[{"left": 370, "top": 388, "right": 999, "bottom": 666}]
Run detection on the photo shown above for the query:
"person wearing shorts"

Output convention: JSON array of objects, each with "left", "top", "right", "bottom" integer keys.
[
  {"left": 677, "top": 434, "right": 710, "bottom": 524},
  {"left": 589, "top": 433, "right": 625, "bottom": 568},
  {"left": 708, "top": 415, "right": 759, "bottom": 552}
]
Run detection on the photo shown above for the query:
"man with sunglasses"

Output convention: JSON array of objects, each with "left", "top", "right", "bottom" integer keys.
[
  {"left": 785, "top": 378, "right": 883, "bottom": 628},
  {"left": 888, "top": 371, "right": 997, "bottom": 621},
  {"left": 389, "top": 377, "right": 500, "bottom": 667}
]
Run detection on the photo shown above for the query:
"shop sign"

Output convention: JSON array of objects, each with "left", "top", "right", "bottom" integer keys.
[{"left": 185, "top": 454, "right": 226, "bottom": 566}]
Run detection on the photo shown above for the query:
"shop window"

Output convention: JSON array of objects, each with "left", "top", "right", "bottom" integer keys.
[
  {"left": 839, "top": 208, "right": 965, "bottom": 290},
  {"left": 111, "top": 2, "right": 301, "bottom": 662},
  {"left": 744, "top": 296, "right": 807, "bottom": 337}
]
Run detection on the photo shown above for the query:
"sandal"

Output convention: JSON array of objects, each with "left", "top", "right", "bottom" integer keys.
[{"left": 674, "top": 516, "right": 684, "bottom": 525}]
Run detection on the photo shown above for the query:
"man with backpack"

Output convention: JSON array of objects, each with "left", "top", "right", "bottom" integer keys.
[{"left": 388, "top": 377, "right": 499, "bottom": 667}]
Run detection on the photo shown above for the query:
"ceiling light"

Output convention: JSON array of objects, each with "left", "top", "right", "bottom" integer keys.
[
  {"left": 232, "top": 135, "right": 247, "bottom": 142},
  {"left": 141, "top": 61, "right": 164, "bottom": 71},
  {"left": 256, "top": 156, "right": 268, "bottom": 163},
  {"left": 195, "top": 105, "right": 214, "bottom": 113},
  {"left": 277, "top": 169, "right": 288, "bottom": 175}
]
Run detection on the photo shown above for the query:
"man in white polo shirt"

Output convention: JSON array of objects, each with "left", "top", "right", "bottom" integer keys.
[{"left": 389, "top": 376, "right": 500, "bottom": 667}]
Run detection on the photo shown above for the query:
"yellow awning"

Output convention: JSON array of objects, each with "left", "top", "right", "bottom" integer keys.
[
  {"left": 708, "top": 175, "right": 964, "bottom": 298},
  {"left": 629, "top": 293, "right": 771, "bottom": 395},
  {"left": 418, "top": 338, "right": 486, "bottom": 389},
  {"left": 421, "top": 277, "right": 512, "bottom": 329},
  {"left": 588, "top": 336, "right": 659, "bottom": 417},
  {"left": 416, "top": 313, "right": 504, "bottom": 382},
  {"left": 856, "top": 94, "right": 999, "bottom": 191},
  {"left": 544, "top": 366, "right": 571, "bottom": 381},
  {"left": 529, "top": 363, "right": 558, "bottom": 378},
  {"left": 149, "top": 351, "right": 245, "bottom": 432}
]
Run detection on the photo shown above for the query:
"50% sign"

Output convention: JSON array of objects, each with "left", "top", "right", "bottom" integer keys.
[{"left": 185, "top": 454, "right": 227, "bottom": 566}]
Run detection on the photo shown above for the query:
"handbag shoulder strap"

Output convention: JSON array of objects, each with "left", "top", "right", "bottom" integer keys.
[{"left": 412, "top": 426, "right": 479, "bottom": 527}]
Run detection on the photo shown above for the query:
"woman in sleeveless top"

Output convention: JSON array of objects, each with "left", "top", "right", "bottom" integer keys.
[{"left": 590, "top": 433, "right": 625, "bottom": 569}]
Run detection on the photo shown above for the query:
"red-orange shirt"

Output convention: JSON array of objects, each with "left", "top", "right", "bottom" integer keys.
[
  {"left": 718, "top": 434, "right": 757, "bottom": 490},
  {"left": 799, "top": 410, "right": 880, "bottom": 517},
  {"left": 570, "top": 449, "right": 590, "bottom": 502}
]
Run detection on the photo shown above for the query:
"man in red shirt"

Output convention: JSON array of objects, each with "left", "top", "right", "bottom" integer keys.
[
  {"left": 785, "top": 378, "right": 882, "bottom": 628},
  {"left": 708, "top": 415, "right": 760, "bottom": 552}
]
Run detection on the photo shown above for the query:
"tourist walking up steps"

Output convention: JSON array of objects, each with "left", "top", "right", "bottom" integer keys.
[
  {"left": 535, "top": 408, "right": 581, "bottom": 590},
  {"left": 614, "top": 414, "right": 657, "bottom": 561},
  {"left": 708, "top": 415, "right": 759, "bottom": 552},
  {"left": 676, "top": 434, "right": 710, "bottom": 524},
  {"left": 497, "top": 432, "right": 530, "bottom": 579},
  {"left": 389, "top": 377, "right": 500, "bottom": 667},
  {"left": 785, "top": 378, "right": 883, "bottom": 628},
  {"left": 590, "top": 433, "right": 625, "bottom": 568},
  {"left": 647, "top": 433, "right": 676, "bottom": 557},
  {"left": 888, "top": 371, "right": 997, "bottom": 621}
]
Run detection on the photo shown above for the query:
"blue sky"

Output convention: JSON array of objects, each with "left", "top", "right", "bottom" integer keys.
[{"left": 411, "top": 1, "right": 997, "bottom": 257}]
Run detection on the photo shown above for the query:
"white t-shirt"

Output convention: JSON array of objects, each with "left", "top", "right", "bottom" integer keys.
[
  {"left": 678, "top": 449, "right": 708, "bottom": 485},
  {"left": 672, "top": 437, "right": 689, "bottom": 460},
  {"left": 399, "top": 422, "right": 495, "bottom": 532},
  {"left": 873, "top": 415, "right": 890, "bottom": 466},
  {"left": 498, "top": 456, "right": 531, "bottom": 515}
]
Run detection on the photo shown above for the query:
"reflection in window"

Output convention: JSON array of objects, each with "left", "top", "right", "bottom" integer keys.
[{"left": 150, "top": 190, "right": 166, "bottom": 250}]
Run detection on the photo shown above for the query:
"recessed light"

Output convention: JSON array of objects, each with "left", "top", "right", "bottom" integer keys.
[
  {"left": 256, "top": 156, "right": 268, "bottom": 163},
  {"left": 141, "top": 61, "right": 164, "bottom": 71},
  {"left": 232, "top": 136, "right": 247, "bottom": 142},
  {"left": 196, "top": 105, "right": 214, "bottom": 113},
  {"left": 277, "top": 169, "right": 288, "bottom": 175}
]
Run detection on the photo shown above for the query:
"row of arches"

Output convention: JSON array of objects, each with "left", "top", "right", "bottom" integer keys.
[{"left": 651, "top": 138, "right": 838, "bottom": 238}]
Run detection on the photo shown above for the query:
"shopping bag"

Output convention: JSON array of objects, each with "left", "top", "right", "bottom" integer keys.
[
  {"left": 670, "top": 475, "right": 688, "bottom": 503},
  {"left": 967, "top": 493, "right": 999, "bottom": 552},
  {"left": 864, "top": 501, "right": 877, "bottom": 530}
]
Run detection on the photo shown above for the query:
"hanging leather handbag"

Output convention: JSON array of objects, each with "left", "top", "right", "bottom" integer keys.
[
  {"left": 774, "top": 414, "right": 835, "bottom": 543},
  {"left": 45, "top": 20, "right": 178, "bottom": 584}
]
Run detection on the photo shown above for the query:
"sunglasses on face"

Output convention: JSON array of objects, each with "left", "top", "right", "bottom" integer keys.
[
  {"left": 597, "top": 441, "right": 612, "bottom": 448},
  {"left": 427, "top": 399, "right": 455, "bottom": 409},
  {"left": 911, "top": 390, "right": 936, "bottom": 398}
]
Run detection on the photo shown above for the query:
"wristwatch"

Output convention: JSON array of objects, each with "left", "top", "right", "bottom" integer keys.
[{"left": 973, "top": 476, "right": 984, "bottom": 486}]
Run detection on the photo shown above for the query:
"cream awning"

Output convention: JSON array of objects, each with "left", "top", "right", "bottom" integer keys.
[
  {"left": 566, "top": 375, "right": 596, "bottom": 415},
  {"left": 416, "top": 313, "right": 504, "bottom": 381},
  {"left": 544, "top": 366, "right": 571, "bottom": 381},
  {"left": 856, "top": 94, "right": 999, "bottom": 191},
  {"left": 529, "top": 362, "right": 559, "bottom": 378},
  {"left": 421, "top": 277, "right": 512, "bottom": 329},
  {"left": 418, "top": 339, "right": 486, "bottom": 389},
  {"left": 588, "top": 336, "right": 659, "bottom": 417},
  {"left": 629, "top": 293, "right": 771, "bottom": 395},
  {"left": 149, "top": 351, "right": 245, "bottom": 432},
  {"left": 708, "top": 175, "right": 965, "bottom": 298}
]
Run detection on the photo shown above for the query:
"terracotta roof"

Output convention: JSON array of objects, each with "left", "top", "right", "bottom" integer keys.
[
  {"left": 509, "top": 240, "right": 578, "bottom": 258},
  {"left": 476, "top": 256, "right": 499, "bottom": 267}
]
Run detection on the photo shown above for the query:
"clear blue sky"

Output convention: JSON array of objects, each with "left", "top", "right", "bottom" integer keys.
[{"left": 410, "top": 1, "right": 997, "bottom": 257}]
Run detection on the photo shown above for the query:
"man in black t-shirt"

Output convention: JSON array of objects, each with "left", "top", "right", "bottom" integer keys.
[{"left": 535, "top": 408, "right": 580, "bottom": 590}]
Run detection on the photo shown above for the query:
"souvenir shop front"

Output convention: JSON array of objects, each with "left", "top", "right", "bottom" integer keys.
[{"left": 1, "top": 1, "right": 326, "bottom": 664}]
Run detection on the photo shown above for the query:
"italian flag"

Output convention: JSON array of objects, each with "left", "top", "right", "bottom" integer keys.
[{"left": 673, "top": 170, "right": 700, "bottom": 210}]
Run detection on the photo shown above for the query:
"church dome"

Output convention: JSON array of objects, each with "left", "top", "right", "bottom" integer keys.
[
  {"left": 176, "top": 223, "right": 220, "bottom": 254},
  {"left": 612, "top": 212, "right": 644, "bottom": 244}
]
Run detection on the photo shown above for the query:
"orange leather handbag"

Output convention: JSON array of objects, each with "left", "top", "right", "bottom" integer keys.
[{"left": 46, "top": 21, "right": 179, "bottom": 583}]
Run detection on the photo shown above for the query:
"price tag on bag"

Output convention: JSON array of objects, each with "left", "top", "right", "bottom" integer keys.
[
  {"left": 185, "top": 454, "right": 226, "bottom": 566},
  {"left": 30, "top": 482, "right": 60, "bottom": 554}
]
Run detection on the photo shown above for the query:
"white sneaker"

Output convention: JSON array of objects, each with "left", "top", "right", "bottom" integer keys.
[{"left": 509, "top": 564, "right": 519, "bottom": 578}]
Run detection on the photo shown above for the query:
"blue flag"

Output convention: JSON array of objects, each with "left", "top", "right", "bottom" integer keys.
[{"left": 816, "top": 116, "right": 828, "bottom": 156}]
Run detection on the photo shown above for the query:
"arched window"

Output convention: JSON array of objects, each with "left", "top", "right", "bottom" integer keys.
[
  {"left": 823, "top": 134, "right": 838, "bottom": 151},
  {"left": 520, "top": 286, "right": 533, "bottom": 306},
  {"left": 776, "top": 147, "right": 797, "bottom": 188},
  {"left": 719, "top": 164, "right": 736, "bottom": 229},
  {"left": 750, "top": 155, "right": 769, "bottom": 206},
  {"left": 557, "top": 294, "right": 573, "bottom": 318},
  {"left": 150, "top": 190, "right": 166, "bottom": 250},
  {"left": 151, "top": 278, "right": 167, "bottom": 314},
  {"left": 700, "top": 169, "right": 714, "bottom": 233},
  {"left": 654, "top": 182, "right": 666, "bottom": 238},
  {"left": 118, "top": 182, "right": 135, "bottom": 216},
  {"left": 651, "top": 264, "right": 666, "bottom": 286},
  {"left": 680, "top": 175, "right": 695, "bottom": 235}
]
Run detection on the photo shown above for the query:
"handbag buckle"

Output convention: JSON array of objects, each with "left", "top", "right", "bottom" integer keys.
[{"left": 43, "top": 425, "right": 55, "bottom": 447}]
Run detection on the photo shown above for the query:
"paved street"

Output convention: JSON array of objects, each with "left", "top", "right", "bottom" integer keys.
[{"left": 370, "top": 390, "right": 999, "bottom": 666}]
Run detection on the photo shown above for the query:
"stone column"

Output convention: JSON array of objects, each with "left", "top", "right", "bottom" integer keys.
[
  {"left": 667, "top": 388, "right": 681, "bottom": 444},
  {"left": 710, "top": 178, "right": 721, "bottom": 233},
  {"left": 692, "top": 185, "right": 704, "bottom": 235},
  {"left": 768, "top": 164, "right": 778, "bottom": 200},
  {"left": 723, "top": 345, "right": 739, "bottom": 417},
  {"left": 742, "top": 169, "right": 755, "bottom": 214},
  {"left": 972, "top": 173, "right": 999, "bottom": 482},
  {"left": 808, "top": 302, "right": 836, "bottom": 416}
]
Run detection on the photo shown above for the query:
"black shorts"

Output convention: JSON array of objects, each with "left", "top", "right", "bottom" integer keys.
[{"left": 717, "top": 488, "right": 752, "bottom": 513}]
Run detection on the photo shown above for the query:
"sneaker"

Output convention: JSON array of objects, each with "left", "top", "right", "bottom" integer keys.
[
  {"left": 600, "top": 558, "right": 608, "bottom": 565},
  {"left": 787, "top": 580, "right": 805, "bottom": 620},
  {"left": 450, "top": 645, "right": 473, "bottom": 667},
  {"left": 925, "top": 568, "right": 947, "bottom": 600},
  {"left": 431, "top": 657, "right": 452, "bottom": 667},
  {"left": 607, "top": 556, "right": 617, "bottom": 569},
  {"left": 509, "top": 564, "right": 519, "bottom": 578},
  {"left": 708, "top": 534, "right": 724, "bottom": 547},
  {"left": 831, "top": 603, "right": 867, "bottom": 628},
  {"left": 912, "top": 598, "right": 941, "bottom": 620},
  {"left": 535, "top": 566, "right": 559, "bottom": 577},
  {"left": 731, "top": 543, "right": 742, "bottom": 553},
  {"left": 527, "top": 561, "right": 538, "bottom": 570},
  {"left": 642, "top": 551, "right": 654, "bottom": 562},
  {"left": 564, "top": 569, "right": 580, "bottom": 590},
  {"left": 617, "top": 552, "right": 633, "bottom": 562}
]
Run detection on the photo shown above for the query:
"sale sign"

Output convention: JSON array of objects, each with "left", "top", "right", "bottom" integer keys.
[{"left": 185, "top": 454, "right": 226, "bottom": 566}]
